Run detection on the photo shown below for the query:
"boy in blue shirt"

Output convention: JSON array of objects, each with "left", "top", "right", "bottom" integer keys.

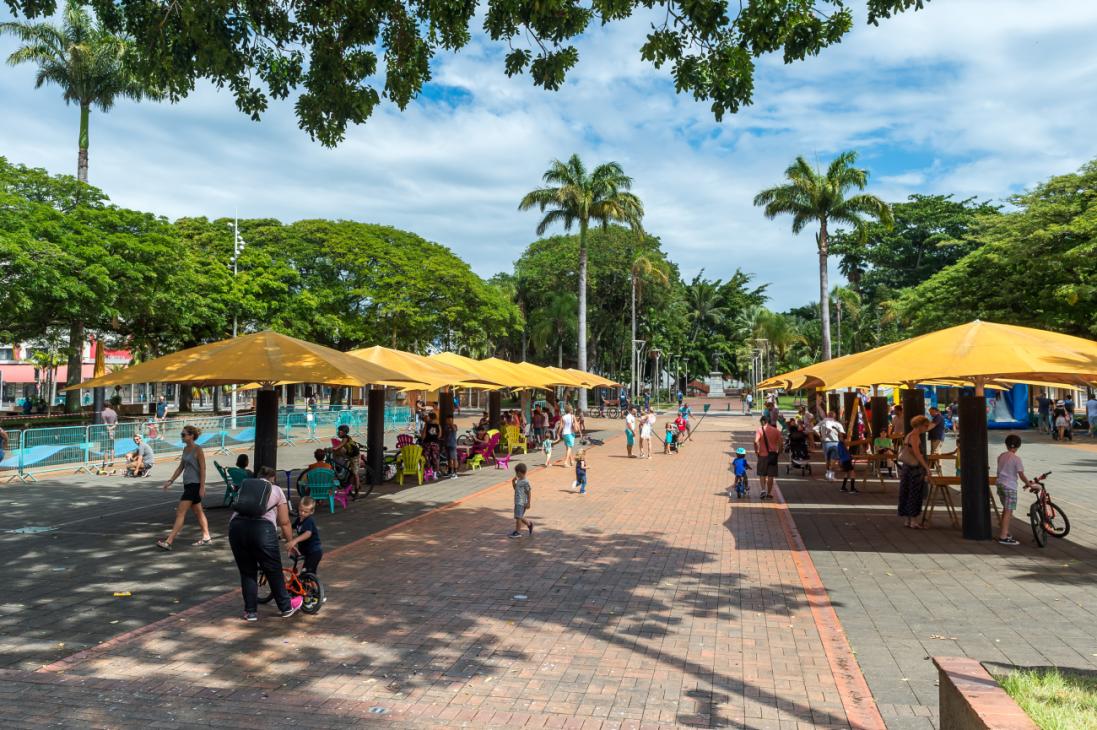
[
  {"left": 287, "top": 496, "right": 323, "bottom": 576},
  {"left": 731, "top": 447, "right": 751, "bottom": 499}
]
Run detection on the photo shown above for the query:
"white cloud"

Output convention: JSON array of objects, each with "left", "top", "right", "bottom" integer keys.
[{"left": 2, "top": 0, "right": 1097, "bottom": 311}]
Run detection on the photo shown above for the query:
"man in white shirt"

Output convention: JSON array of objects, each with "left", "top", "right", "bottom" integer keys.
[
  {"left": 816, "top": 411, "right": 846, "bottom": 481},
  {"left": 1086, "top": 394, "right": 1097, "bottom": 438},
  {"left": 624, "top": 408, "right": 637, "bottom": 458}
]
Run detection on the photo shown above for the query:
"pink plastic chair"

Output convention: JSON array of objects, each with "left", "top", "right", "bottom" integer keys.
[
  {"left": 332, "top": 480, "right": 355, "bottom": 509},
  {"left": 396, "top": 434, "right": 415, "bottom": 448},
  {"left": 494, "top": 451, "right": 512, "bottom": 469}
]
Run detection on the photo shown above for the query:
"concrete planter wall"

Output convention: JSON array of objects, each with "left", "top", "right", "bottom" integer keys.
[{"left": 933, "top": 657, "right": 1037, "bottom": 730}]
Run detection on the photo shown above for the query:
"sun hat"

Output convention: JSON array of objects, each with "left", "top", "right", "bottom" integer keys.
[{"left": 736, "top": 447, "right": 746, "bottom": 455}]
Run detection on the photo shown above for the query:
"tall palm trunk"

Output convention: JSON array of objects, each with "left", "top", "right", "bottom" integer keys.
[
  {"left": 77, "top": 102, "right": 89, "bottom": 183},
  {"left": 557, "top": 340, "right": 563, "bottom": 368},
  {"left": 577, "top": 219, "right": 589, "bottom": 409},
  {"left": 818, "top": 218, "right": 832, "bottom": 360},
  {"left": 64, "top": 320, "right": 84, "bottom": 413},
  {"left": 630, "top": 272, "right": 637, "bottom": 399}
]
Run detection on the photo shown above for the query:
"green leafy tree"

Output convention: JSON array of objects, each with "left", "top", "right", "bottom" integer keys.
[
  {"left": 630, "top": 252, "right": 669, "bottom": 391},
  {"left": 3, "top": 1, "right": 158, "bottom": 409},
  {"left": 520, "top": 155, "right": 643, "bottom": 406},
  {"left": 3, "top": 1, "right": 929, "bottom": 145},
  {"left": 2, "top": 0, "right": 154, "bottom": 184},
  {"left": 530, "top": 291, "right": 579, "bottom": 367},
  {"left": 894, "top": 160, "right": 1097, "bottom": 337},
  {"left": 754, "top": 150, "right": 892, "bottom": 360}
]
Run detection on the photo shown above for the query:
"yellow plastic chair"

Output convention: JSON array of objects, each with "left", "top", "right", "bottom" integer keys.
[
  {"left": 398, "top": 444, "right": 425, "bottom": 486},
  {"left": 504, "top": 425, "right": 528, "bottom": 455}
]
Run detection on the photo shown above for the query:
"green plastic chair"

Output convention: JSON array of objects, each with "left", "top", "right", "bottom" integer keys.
[
  {"left": 213, "top": 461, "right": 241, "bottom": 507},
  {"left": 301, "top": 467, "right": 339, "bottom": 513}
]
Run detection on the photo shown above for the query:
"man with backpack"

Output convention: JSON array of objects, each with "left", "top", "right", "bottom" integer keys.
[{"left": 228, "top": 466, "right": 303, "bottom": 621}]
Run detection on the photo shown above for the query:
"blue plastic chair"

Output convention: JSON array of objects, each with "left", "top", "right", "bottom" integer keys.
[{"left": 300, "top": 468, "right": 339, "bottom": 513}]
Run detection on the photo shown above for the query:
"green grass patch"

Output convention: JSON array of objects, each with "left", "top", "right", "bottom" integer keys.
[{"left": 995, "top": 668, "right": 1097, "bottom": 730}]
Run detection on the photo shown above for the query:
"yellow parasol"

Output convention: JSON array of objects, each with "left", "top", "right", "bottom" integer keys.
[
  {"left": 430, "top": 352, "right": 534, "bottom": 389},
  {"left": 481, "top": 358, "right": 559, "bottom": 389},
  {"left": 92, "top": 338, "right": 106, "bottom": 379},
  {"left": 347, "top": 346, "right": 506, "bottom": 390},
  {"left": 566, "top": 368, "right": 619, "bottom": 387},
  {"left": 760, "top": 321, "right": 1097, "bottom": 391},
  {"left": 67, "top": 330, "right": 422, "bottom": 390}
]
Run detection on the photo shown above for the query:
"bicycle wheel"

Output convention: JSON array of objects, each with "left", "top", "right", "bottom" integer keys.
[
  {"left": 257, "top": 573, "right": 274, "bottom": 604},
  {"left": 299, "top": 573, "right": 325, "bottom": 614},
  {"left": 1029, "top": 504, "right": 1047, "bottom": 547},
  {"left": 357, "top": 468, "right": 376, "bottom": 498},
  {"left": 1044, "top": 501, "right": 1070, "bottom": 538},
  {"left": 456, "top": 434, "right": 474, "bottom": 446}
]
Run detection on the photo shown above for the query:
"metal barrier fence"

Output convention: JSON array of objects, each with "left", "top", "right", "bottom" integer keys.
[{"left": 0, "top": 403, "right": 417, "bottom": 482}]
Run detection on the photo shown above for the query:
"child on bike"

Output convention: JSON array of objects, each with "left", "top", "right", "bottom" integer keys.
[
  {"left": 287, "top": 496, "right": 323, "bottom": 576},
  {"left": 996, "top": 434, "right": 1032, "bottom": 546},
  {"left": 731, "top": 447, "right": 751, "bottom": 499}
]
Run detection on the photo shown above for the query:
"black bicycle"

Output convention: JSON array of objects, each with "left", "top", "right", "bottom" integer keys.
[{"left": 1027, "top": 472, "right": 1069, "bottom": 547}]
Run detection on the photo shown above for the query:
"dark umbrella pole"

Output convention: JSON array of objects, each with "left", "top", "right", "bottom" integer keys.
[
  {"left": 367, "top": 387, "right": 385, "bottom": 486},
  {"left": 959, "top": 392, "right": 992, "bottom": 540},
  {"left": 253, "top": 387, "right": 279, "bottom": 472}
]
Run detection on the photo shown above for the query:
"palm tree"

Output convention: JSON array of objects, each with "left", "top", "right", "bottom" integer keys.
[
  {"left": 520, "top": 154, "right": 643, "bottom": 408},
  {"left": 2, "top": 0, "right": 153, "bottom": 184},
  {"left": 530, "top": 292, "right": 578, "bottom": 367},
  {"left": 630, "top": 252, "right": 669, "bottom": 396},
  {"left": 756, "top": 310, "right": 806, "bottom": 375},
  {"left": 753, "top": 151, "right": 892, "bottom": 360},
  {"left": 684, "top": 274, "right": 727, "bottom": 341},
  {"left": 3, "top": 0, "right": 154, "bottom": 413}
]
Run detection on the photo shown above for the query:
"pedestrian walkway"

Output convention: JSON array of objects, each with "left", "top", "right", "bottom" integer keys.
[
  {"left": 772, "top": 423, "right": 1097, "bottom": 730},
  {"left": 4, "top": 420, "right": 871, "bottom": 728},
  {"left": 0, "top": 418, "right": 609, "bottom": 671}
]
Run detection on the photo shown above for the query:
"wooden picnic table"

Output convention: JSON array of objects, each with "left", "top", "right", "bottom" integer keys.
[{"left": 923, "top": 474, "right": 998, "bottom": 528}]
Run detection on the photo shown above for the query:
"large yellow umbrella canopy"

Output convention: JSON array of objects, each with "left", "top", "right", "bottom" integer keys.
[
  {"left": 541, "top": 365, "right": 592, "bottom": 388},
  {"left": 430, "top": 352, "right": 534, "bottom": 389},
  {"left": 566, "top": 368, "right": 618, "bottom": 387},
  {"left": 760, "top": 320, "right": 1097, "bottom": 391},
  {"left": 69, "top": 331, "right": 421, "bottom": 390},
  {"left": 482, "top": 358, "right": 559, "bottom": 389},
  {"left": 347, "top": 346, "right": 505, "bottom": 390}
]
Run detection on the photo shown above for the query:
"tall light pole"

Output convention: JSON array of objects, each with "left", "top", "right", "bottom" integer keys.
[{"left": 227, "top": 218, "right": 246, "bottom": 427}]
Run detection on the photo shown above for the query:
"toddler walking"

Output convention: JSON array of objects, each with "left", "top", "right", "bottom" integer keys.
[
  {"left": 573, "top": 449, "right": 589, "bottom": 494},
  {"left": 510, "top": 463, "right": 534, "bottom": 538}
]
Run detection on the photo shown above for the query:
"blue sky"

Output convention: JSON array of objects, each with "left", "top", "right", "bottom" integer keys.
[{"left": 3, "top": 1, "right": 1097, "bottom": 310}]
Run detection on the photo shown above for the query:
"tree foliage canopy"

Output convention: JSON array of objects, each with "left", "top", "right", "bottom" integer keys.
[{"left": 4, "top": 1, "right": 928, "bottom": 145}]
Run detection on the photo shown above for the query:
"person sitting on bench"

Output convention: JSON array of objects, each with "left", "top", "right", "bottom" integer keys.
[{"left": 124, "top": 435, "right": 155, "bottom": 477}]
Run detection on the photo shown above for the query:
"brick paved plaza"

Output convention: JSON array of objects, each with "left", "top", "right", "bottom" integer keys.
[{"left": 2, "top": 407, "right": 1095, "bottom": 728}]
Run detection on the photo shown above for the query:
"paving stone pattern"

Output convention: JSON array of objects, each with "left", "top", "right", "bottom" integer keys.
[
  {"left": 773, "top": 424, "right": 1097, "bottom": 730},
  {"left": 6, "top": 418, "right": 857, "bottom": 728},
  {"left": 0, "top": 417, "right": 612, "bottom": 671}
]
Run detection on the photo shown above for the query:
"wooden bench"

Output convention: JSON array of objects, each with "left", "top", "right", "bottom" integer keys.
[
  {"left": 923, "top": 474, "right": 998, "bottom": 528},
  {"left": 850, "top": 453, "right": 894, "bottom": 492}
]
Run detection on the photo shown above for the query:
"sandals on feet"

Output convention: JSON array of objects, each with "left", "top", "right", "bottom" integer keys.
[
  {"left": 193, "top": 537, "right": 213, "bottom": 547},
  {"left": 156, "top": 538, "right": 173, "bottom": 551}
]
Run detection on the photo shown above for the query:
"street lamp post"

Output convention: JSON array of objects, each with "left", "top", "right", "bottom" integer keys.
[{"left": 227, "top": 218, "right": 246, "bottom": 427}]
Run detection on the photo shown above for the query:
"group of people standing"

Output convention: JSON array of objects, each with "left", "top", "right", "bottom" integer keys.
[{"left": 622, "top": 402, "right": 691, "bottom": 458}]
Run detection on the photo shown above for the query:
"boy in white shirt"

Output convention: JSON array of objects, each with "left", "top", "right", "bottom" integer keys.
[{"left": 996, "top": 434, "right": 1032, "bottom": 546}]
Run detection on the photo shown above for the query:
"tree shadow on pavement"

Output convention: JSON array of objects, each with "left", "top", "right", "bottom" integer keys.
[{"left": 47, "top": 505, "right": 847, "bottom": 728}]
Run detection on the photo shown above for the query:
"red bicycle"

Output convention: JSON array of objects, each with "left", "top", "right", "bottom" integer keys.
[
  {"left": 258, "top": 554, "right": 325, "bottom": 613},
  {"left": 1027, "top": 472, "right": 1070, "bottom": 548}
]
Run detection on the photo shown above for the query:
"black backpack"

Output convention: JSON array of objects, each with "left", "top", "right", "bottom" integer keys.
[{"left": 234, "top": 478, "right": 273, "bottom": 518}]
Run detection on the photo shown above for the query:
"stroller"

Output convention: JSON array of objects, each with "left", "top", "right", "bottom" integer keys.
[{"left": 785, "top": 428, "right": 812, "bottom": 475}]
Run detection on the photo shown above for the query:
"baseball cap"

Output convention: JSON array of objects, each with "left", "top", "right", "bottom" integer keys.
[{"left": 735, "top": 447, "right": 746, "bottom": 455}]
